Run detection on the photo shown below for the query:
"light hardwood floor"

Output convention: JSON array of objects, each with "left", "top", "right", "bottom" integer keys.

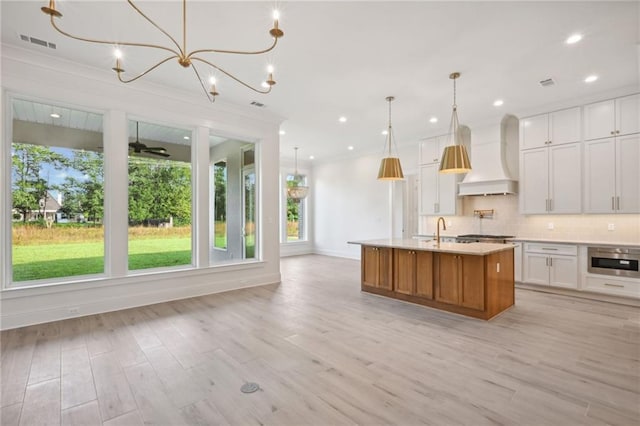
[{"left": 1, "top": 254, "right": 639, "bottom": 425}]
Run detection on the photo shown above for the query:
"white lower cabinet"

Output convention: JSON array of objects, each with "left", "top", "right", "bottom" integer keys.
[
  {"left": 523, "top": 243, "right": 578, "bottom": 289},
  {"left": 513, "top": 242, "right": 523, "bottom": 282},
  {"left": 583, "top": 275, "right": 640, "bottom": 299}
]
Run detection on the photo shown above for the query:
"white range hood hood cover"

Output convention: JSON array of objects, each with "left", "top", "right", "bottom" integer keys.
[{"left": 458, "top": 115, "right": 519, "bottom": 196}]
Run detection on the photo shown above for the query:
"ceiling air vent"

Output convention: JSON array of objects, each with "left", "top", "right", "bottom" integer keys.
[
  {"left": 19, "top": 34, "right": 56, "bottom": 49},
  {"left": 250, "top": 101, "right": 265, "bottom": 108},
  {"left": 539, "top": 78, "right": 555, "bottom": 87}
]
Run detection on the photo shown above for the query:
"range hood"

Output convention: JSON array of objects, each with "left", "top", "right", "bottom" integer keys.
[{"left": 458, "top": 115, "right": 519, "bottom": 196}]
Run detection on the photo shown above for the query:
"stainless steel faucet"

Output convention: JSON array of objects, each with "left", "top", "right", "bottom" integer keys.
[{"left": 436, "top": 217, "right": 447, "bottom": 247}]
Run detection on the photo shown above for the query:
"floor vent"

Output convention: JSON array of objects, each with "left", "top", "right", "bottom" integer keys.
[
  {"left": 539, "top": 78, "right": 555, "bottom": 87},
  {"left": 19, "top": 34, "right": 56, "bottom": 50},
  {"left": 250, "top": 101, "right": 265, "bottom": 108}
]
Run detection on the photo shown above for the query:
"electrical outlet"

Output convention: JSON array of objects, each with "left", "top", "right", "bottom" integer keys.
[
  {"left": 608, "top": 223, "right": 615, "bottom": 231},
  {"left": 547, "top": 222, "right": 554, "bottom": 230},
  {"left": 68, "top": 307, "right": 79, "bottom": 314}
]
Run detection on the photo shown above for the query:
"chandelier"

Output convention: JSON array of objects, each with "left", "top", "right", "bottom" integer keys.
[
  {"left": 439, "top": 72, "right": 472, "bottom": 174},
  {"left": 40, "top": 0, "right": 284, "bottom": 103},
  {"left": 377, "top": 96, "right": 404, "bottom": 180},
  {"left": 287, "top": 147, "right": 309, "bottom": 200}
]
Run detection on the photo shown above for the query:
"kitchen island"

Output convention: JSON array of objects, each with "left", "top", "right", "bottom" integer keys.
[{"left": 349, "top": 239, "right": 515, "bottom": 320}]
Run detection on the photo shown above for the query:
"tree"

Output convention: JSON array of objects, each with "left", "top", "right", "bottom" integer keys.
[
  {"left": 11, "top": 143, "right": 67, "bottom": 222},
  {"left": 61, "top": 150, "right": 104, "bottom": 222},
  {"left": 128, "top": 157, "right": 192, "bottom": 225},
  {"left": 213, "top": 161, "right": 226, "bottom": 221}
]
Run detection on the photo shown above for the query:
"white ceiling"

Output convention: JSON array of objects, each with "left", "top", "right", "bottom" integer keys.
[{"left": 2, "top": 1, "right": 639, "bottom": 162}]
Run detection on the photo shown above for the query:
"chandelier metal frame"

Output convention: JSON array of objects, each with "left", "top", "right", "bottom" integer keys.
[{"left": 40, "top": 0, "right": 284, "bottom": 103}]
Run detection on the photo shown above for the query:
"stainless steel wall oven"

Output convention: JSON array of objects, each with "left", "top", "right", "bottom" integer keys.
[{"left": 588, "top": 247, "right": 640, "bottom": 278}]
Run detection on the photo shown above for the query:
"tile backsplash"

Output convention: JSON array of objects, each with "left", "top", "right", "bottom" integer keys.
[{"left": 419, "top": 194, "right": 640, "bottom": 244}]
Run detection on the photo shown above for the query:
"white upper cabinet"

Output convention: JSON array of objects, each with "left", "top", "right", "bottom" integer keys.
[
  {"left": 617, "top": 94, "right": 640, "bottom": 136},
  {"left": 419, "top": 135, "right": 449, "bottom": 165},
  {"left": 520, "top": 143, "right": 581, "bottom": 214},
  {"left": 585, "top": 94, "right": 640, "bottom": 140},
  {"left": 584, "top": 134, "right": 639, "bottom": 214},
  {"left": 520, "top": 107, "right": 581, "bottom": 150}
]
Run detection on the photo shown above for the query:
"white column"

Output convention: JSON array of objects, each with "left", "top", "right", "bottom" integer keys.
[
  {"left": 193, "top": 126, "right": 210, "bottom": 268},
  {"left": 103, "top": 110, "right": 128, "bottom": 277}
]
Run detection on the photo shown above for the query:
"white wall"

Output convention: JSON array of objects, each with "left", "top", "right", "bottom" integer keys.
[
  {"left": 0, "top": 45, "right": 282, "bottom": 330},
  {"left": 312, "top": 145, "right": 418, "bottom": 259}
]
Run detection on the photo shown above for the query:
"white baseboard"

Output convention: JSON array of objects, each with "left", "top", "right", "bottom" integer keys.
[
  {"left": 312, "top": 247, "right": 360, "bottom": 260},
  {"left": 1, "top": 272, "right": 281, "bottom": 330}
]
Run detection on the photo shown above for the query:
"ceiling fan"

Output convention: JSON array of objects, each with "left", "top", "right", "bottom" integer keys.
[{"left": 129, "top": 121, "right": 170, "bottom": 157}]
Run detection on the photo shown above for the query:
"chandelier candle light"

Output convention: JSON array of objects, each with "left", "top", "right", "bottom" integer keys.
[
  {"left": 288, "top": 147, "right": 309, "bottom": 200},
  {"left": 40, "top": 0, "right": 284, "bottom": 103},
  {"left": 377, "top": 96, "right": 404, "bottom": 180},
  {"left": 439, "top": 72, "right": 472, "bottom": 174}
]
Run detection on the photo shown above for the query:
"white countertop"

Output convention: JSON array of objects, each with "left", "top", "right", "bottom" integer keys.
[
  {"left": 413, "top": 234, "right": 638, "bottom": 248},
  {"left": 348, "top": 239, "right": 515, "bottom": 255},
  {"left": 507, "top": 237, "right": 639, "bottom": 248}
]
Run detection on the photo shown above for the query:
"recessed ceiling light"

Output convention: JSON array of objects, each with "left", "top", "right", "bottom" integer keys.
[
  {"left": 566, "top": 33, "right": 582, "bottom": 44},
  {"left": 584, "top": 75, "right": 598, "bottom": 83},
  {"left": 50, "top": 113, "right": 60, "bottom": 118},
  {"left": 183, "top": 136, "right": 190, "bottom": 140},
  {"left": 279, "top": 130, "right": 286, "bottom": 135},
  {"left": 309, "top": 155, "right": 314, "bottom": 160},
  {"left": 493, "top": 99, "right": 504, "bottom": 107},
  {"left": 381, "top": 130, "right": 388, "bottom": 135},
  {"left": 339, "top": 116, "right": 347, "bottom": 123},
  {"left": 429, "top": 117, "right": 438, "bottom": 123},
  {"left": 347, "top": 146, "right": 354, "bottom": 150}
]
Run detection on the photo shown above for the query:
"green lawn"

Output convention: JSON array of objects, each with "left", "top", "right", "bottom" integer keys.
[{"left": 12, "top": 237, "right": 192, "bottom": 282}]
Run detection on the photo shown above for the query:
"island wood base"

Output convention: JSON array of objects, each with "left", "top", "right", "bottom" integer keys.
[{"left": 360, "top": 245, "right": 514, "bottom": 320}]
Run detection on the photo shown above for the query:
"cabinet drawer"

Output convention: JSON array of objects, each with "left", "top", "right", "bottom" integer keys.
[
  {"left": 525, "top": 243, "right": 577, "bottom": 256},
  {"left": 583, "top": 275, "right": 640, "bottom": 298}
]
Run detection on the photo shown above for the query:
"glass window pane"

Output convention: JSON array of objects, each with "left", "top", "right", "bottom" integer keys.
[
  {"left": 286, "top": 174, "right": 306, "bottom": 241},
  {"left": 11, "top": 99, "right": 104, "bottom": 283},
  {"left": 127, "top": 120, "right": 192, "bottom": 271},
  {"left": 213, "top": 160, "right": 227, "bottom": 249}
]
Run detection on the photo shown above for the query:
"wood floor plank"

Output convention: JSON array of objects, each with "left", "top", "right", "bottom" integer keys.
[
  {"left": 19, "top": 378, "right": 61, "bottom": 426},
  {"left": 2, "top": 255, "right": 639, "bottom": 425},
  {"left": 0, "top": 403, "right": 22, "bottom": 426},
  {"left": 61, "top": 400, "right": 101, "bottom": 426},
  {"left": 61, "top": 346, "right": 96, "bottom": 410},
  {"left": 90, "top": 352, "right": 137, "bottom": 421},
  {"left": 1, "top": 328, "right": 38, "bottom": 407}
]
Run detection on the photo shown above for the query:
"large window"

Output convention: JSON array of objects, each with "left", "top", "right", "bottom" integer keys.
[
  {"left": 127, "top": 120, "right": 192, "bottom": 271},
  {"left": 213, "top": 160, "right": 227, "bottom": 249},
  {"left": 10, "top": 99, "right": 104, "bottom": 283},
  {"left": 210, "top": 137, "right": 258, "bottom": 264},
  {"left": 285, "top": 174, "right": 307, "bottom": 242}
]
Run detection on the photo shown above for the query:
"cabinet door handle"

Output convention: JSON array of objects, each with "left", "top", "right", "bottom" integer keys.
[
  {"left": 545, "top": 199, "right": 549, "bottom": 211},
  {"left": 549, "top": 199, "right": 553, "bottom": 211},
  {"left": 604, "top": 283, "right": 624, "bottom": 288},
  {"left": 616, "top": 130, "right": 620, "bottom": 134},
  {"left": 542, "top": 248, "right": 558, "bottom": 250},
  {"left": 434, "top": 158, "right": 438, "bottom": 162},
  {"left": 549, "top": 257, "right": 553, "bottom": 267},
  {"left": 611, "top": 131, "right": 615, "bottom": 135},
  {"left": 616, "top": 196, "right": 620, "bottom": 210},
  {"left": 545, "top": 257, "right": 548, "bottom": 266},
  {"left": 612, "top": 196, "right": 615, "bottom": 210}
]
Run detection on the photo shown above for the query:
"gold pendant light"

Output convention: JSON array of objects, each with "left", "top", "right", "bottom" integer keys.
[
  {"left": 40, "top": 0, "right": 283, "bottom": 103},
  {"left": 439, "top": 72, "right": 472, "bottom": 174},
  {"left": 377, "top": 96, "right": 404, "bottom": 180},
  {"left": 287, "top": 147, "right": 309, "bottom": 200}
]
